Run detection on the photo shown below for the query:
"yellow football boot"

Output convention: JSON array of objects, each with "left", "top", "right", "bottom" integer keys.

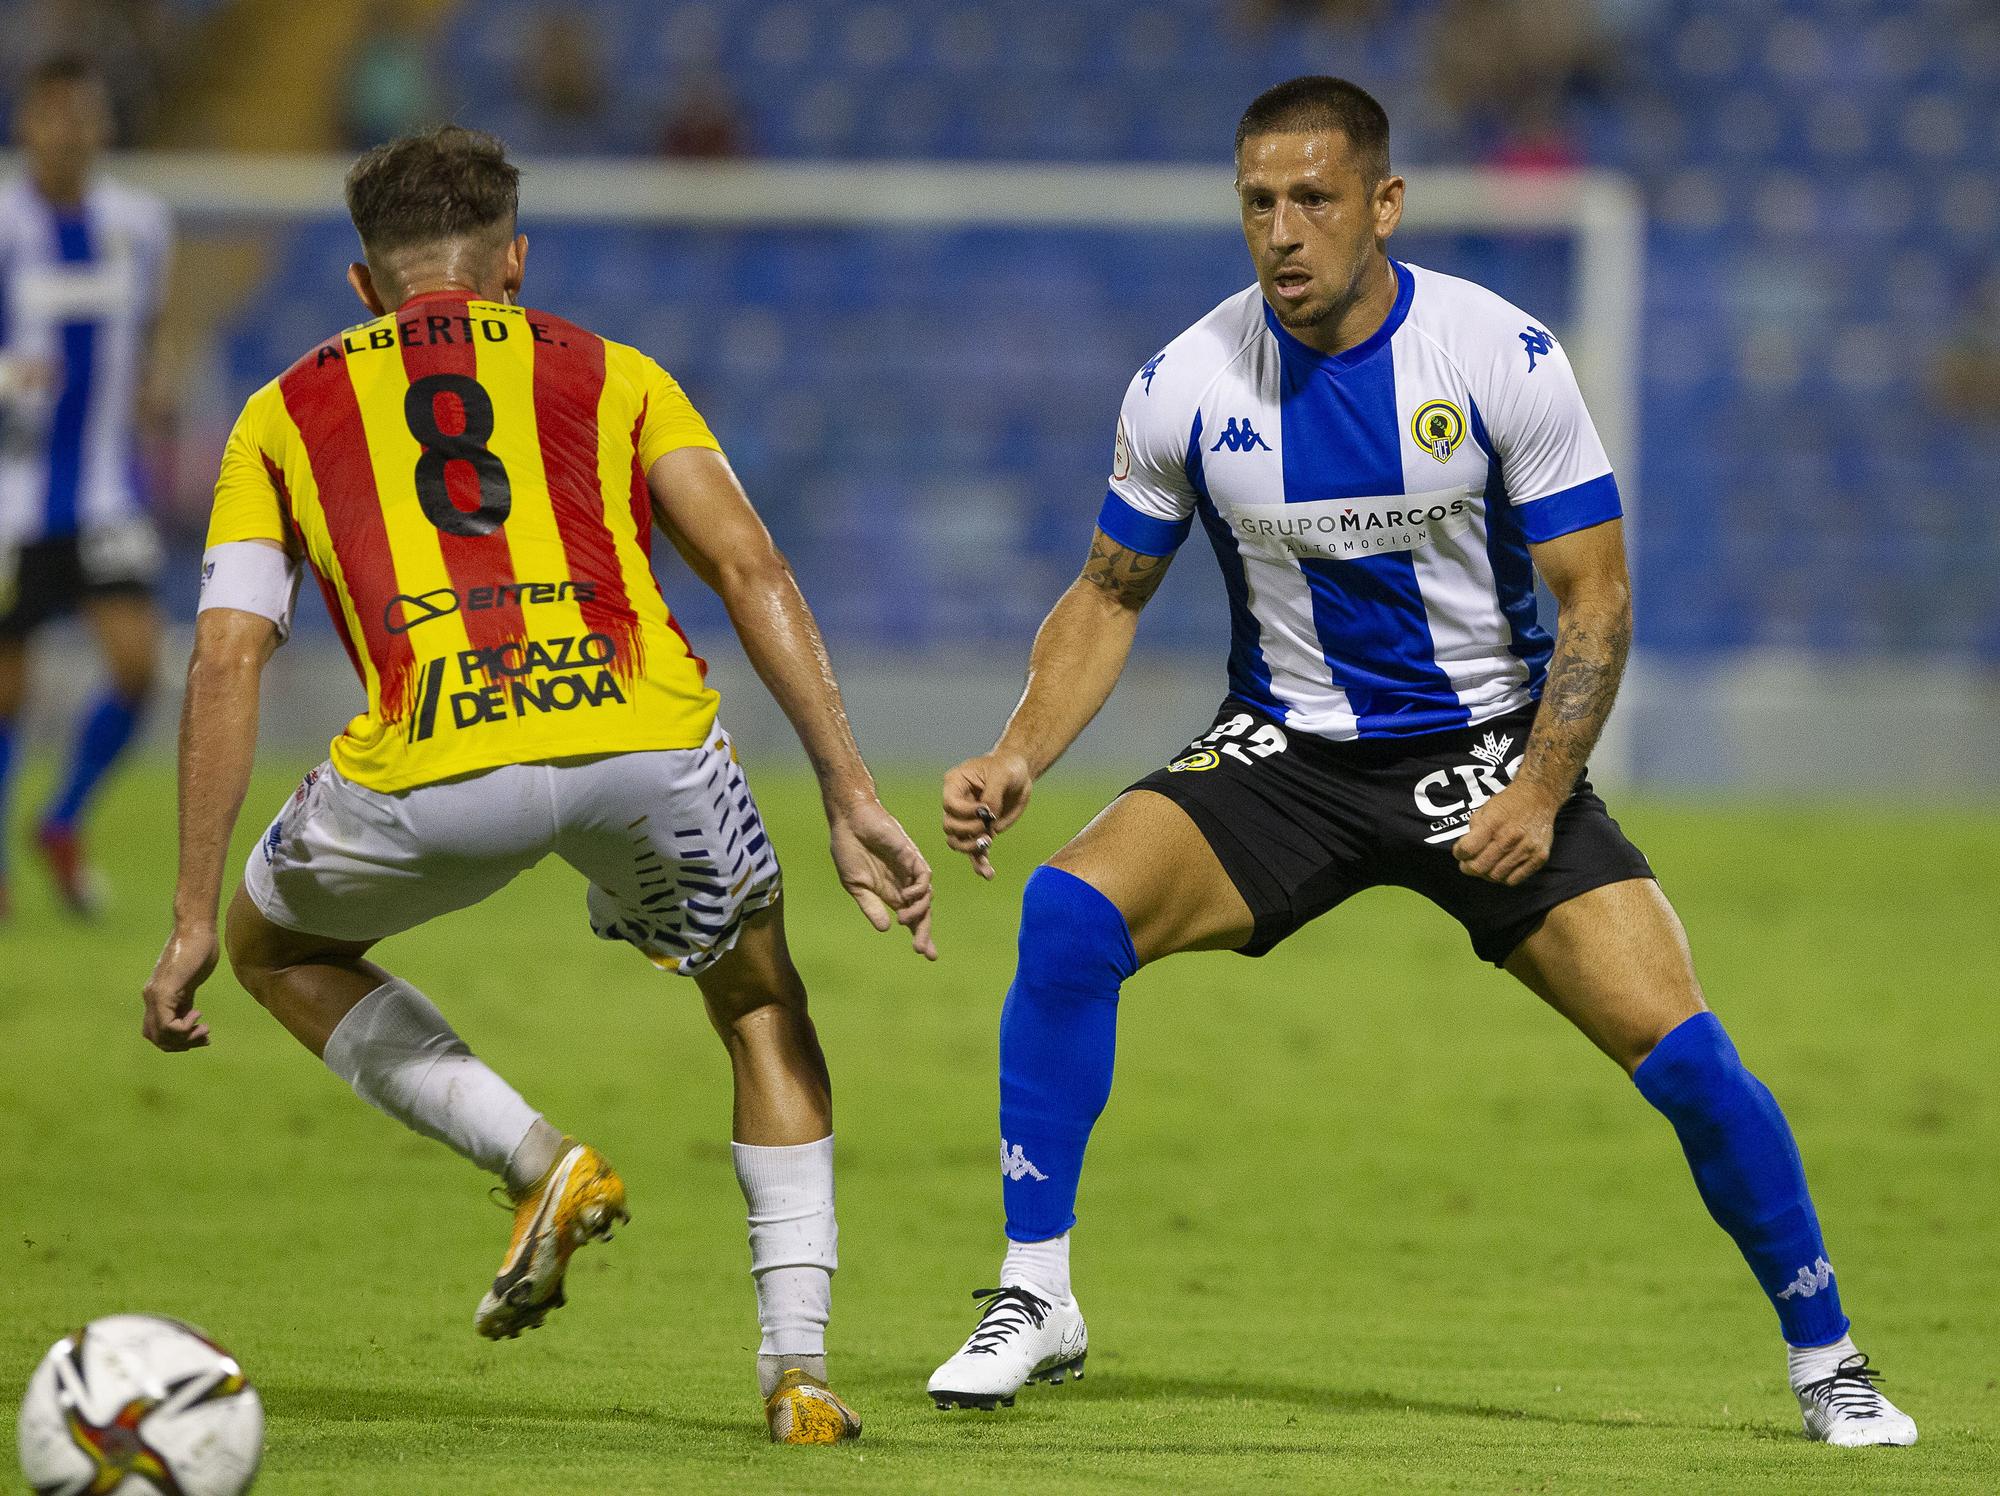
[
  {"left": 764, "top": 1368, "right": 862, "bottom": 1444},
  {"left": 475, "top": 1140, "right": 628, "bottom": 1340}
]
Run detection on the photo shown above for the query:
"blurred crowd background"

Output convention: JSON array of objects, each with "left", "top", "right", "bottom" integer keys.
[{"left": 4, "top": 0, "right": 1997, "bottom": 779}]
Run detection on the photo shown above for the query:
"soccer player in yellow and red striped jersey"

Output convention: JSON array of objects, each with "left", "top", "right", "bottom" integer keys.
[{"left": 140, "top": 127, "right": 931, "bottom": 1444}]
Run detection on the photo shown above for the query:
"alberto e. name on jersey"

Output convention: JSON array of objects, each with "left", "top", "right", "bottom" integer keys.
[{"left": 1101, "top": 261, "right": 1622, "bottom": 743}]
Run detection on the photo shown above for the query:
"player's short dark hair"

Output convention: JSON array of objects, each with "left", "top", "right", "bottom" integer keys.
[
  {"left": 1235, "top": 76, "right": 1392, "bottom": 184},
  {"left": 23, "top": 53, "right": 106, "bottom": 95},
  {"left": 344, "top": 125, "right": 520, "bottom": 259}
]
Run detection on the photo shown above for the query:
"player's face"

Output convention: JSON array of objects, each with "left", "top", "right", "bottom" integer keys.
[
  {"left": 16, "top": 79, "right": 112, "bottom": 197},
  {"left": 1236, "top": 131, "right": 1401, "bottom": 333}
]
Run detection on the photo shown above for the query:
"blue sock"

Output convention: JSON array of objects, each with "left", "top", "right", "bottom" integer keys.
[
  {"left": 999, "top": 866, "right": 1138, "bottom": 1243},
  {"left": 1634, "top": 1011, "right": 1849, "bottom": 1347},
  {"left": 45, "top": 689, "right": 145, "bottom": 830},
  {"left": 0, "top": 718, "right": 15, "bottom": 873}
]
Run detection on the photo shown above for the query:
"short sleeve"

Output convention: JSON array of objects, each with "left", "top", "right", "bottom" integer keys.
[
  {"left": 1483, "top": 326, "right": 1621, "bottom": 544},
  {"left": 206, "top": 395, "right": 290, "bottom": 549},
  {"left": 1098, "top": 354, "right": 1197, "bottom": 557},
  {"left": 634, "top": 357, "right": 723, "bottom": 471}
]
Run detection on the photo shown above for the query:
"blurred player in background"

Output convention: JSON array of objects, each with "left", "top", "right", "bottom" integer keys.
[
  {"left": 929, "top": 77, "right": 1917, "bottom": 1448},
  {"left": 0, "top": 54, "right": 172, "bottom": 920},
  {"left": 139, "top": 126, "right": 933, "bottom": 1444}
]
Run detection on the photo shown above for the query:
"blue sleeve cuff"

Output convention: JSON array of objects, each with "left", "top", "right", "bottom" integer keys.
[
  {"left": 1097, "top": 489, "right": 1193, "bottom": 557},
  {"left": 1516, "top": 473, "right": 1621, "bottom": 543}
]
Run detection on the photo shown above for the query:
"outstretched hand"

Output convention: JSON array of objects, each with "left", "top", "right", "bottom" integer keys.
[
  {"left": 142, "top": 924, "right": 219, "bottom": 1051},
  {"left": 829, "top": 800, "right": 937, "bottom": 959},
  {"left": 941, "top": 751, "right": 1033, "bottom": 879}
]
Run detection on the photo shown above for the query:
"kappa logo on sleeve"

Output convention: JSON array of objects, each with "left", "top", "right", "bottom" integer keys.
[{"left": 1519, "top": 326, "right": 1554, "bottom": 372}]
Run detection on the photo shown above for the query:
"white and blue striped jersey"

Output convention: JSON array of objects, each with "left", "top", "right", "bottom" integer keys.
[
  {"left": 0, "top": 176, "right": 172, "bottom": 544},
  {"left": 1102, "top": 261, "right": 1621, "bottom": 742}
]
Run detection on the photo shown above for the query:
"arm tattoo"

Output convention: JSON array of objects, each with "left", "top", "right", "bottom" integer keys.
[
  {"left": 1519, "top": 606, "right": 1631, "bottom": 798},
  {"left": 1081, "top": 528, "right": 1172, "bottom": 609}
]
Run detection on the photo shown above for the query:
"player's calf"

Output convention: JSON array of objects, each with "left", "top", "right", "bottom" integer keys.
[{"left": 1633, "top": 1012, "right": 1920, "bottom": 1444}]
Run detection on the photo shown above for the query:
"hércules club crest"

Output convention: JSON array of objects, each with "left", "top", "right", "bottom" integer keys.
[{"left": 1410, "top": 399, "right": 1466, "bottom": 464}]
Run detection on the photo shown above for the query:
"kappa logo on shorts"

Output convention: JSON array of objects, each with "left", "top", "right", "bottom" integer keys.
[{"left": 1415, "top": 731, "right": 1525, "bottom": 842}]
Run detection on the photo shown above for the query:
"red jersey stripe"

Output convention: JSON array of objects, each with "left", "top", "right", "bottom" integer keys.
[
  {"left": 529, "top": 315, "right": 644, "bottom": 681},
  {"left": 264, "top": 450, "right": 362, "bottom": 680},
  {"left": 397, "top": 293, "right": 525, "bottom": 661},
  {"left": 277, "top": 352, "right": 417, "bottom": 716}
]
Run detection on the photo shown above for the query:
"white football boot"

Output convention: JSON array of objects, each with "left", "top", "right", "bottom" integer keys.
[
  {"left": 1794, "top": 1354, "right": 1918, "bottom": 1447},
  {"left": 928, "top": 1286, "right": 1087, "bottom": 1410}
]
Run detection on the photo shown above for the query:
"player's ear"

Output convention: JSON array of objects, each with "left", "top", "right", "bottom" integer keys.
[
  {"left": 1372, "top": 175, "right": 1405, "bottom": 244},
  {"left": 502, "top": 234, "right": 528, "bottom": 303},
  {"left": 347, "top": 262, "right": 387, "bottom": 317}
]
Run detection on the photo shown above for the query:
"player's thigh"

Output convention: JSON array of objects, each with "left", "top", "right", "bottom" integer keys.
[
  {"left": 1504, "top": 877, "right": 1707, "bottom": 1074},
  {"left": 243, "top": 761, "right": 551, "bottom": 946},
  {"left": 1048, "top": 789, "right": 1254, "bottom": 966},
  {"left": 81, "top": 589, "right": 161, "bottom": 696}
]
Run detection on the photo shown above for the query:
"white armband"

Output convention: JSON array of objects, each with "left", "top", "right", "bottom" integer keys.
[{"left": 198, "top": 542, "right": 301, "bottom": 641}]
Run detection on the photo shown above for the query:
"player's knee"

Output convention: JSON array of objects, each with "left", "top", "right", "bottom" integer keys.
[
  {"left": 223, "top": 890, "right": 286, "bottom": 1002},
  {"left": 699, "top": 948, "right": 810, "bottom": 1036},
  {"left": 1631, "top": 1010, "right": 1763, "bottom": 1120},
  {"left": 1015, "top": 865, "right": 1138, "bottom": 996}
]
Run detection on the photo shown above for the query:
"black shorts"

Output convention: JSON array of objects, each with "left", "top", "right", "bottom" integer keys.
[
  {"left": 0, "top": 528, "right": 158, "bottom": 640},
  {"left": 1129, "top": 699, "right": 1654, "bottom": 966}
]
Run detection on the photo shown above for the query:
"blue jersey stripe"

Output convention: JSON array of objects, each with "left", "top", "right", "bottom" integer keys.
[
  {"left": 1096, "top": 489, "right": 1191, "bottom": 557},
  {"left": 1469, "top": 399, "right": 1554, "bottom": 686},
  {"left": 1516, "top": 472, "right": 1622, "bottom": 542},
  {"left": 1187, "top": 411, "right": 1280, "bottom": 717},
  {"left": 1272, "top": 285, "right": 1468, "bottom": 736},
  {"left": 45, "top": 209, "right": 97, "bottom": 536}
]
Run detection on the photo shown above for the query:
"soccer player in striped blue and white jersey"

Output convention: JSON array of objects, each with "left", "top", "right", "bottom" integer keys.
[
  {"left": 927, "top": 77, "right": 1916, "bottom": 1448},
  {"left": 0, "top": 55, "right": 173, "bottom": 919}
]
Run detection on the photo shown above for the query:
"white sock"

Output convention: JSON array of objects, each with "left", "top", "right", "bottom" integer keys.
[
  {"left": 1788, "top": 1330, "right": 1860, "bottom": 1390},
  {"left": 322, "top": 979, "right": 542, "bottom": 1180},
  {"left": 1000, "top": 1232, "right": 1071, "bottom": 1301},
  {"left": 732, "top": 1135, "right": 836, "bottom": 1392}
]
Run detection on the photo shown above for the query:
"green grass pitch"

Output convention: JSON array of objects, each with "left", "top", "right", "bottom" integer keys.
[{"left": 2, "top": 759, "right": 1996, "bottom": 1493}]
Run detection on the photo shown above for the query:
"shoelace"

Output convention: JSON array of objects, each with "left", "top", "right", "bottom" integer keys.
[
  {"left": 964, "top": 1287, "right": 1051, "bottom": 1356},
  {"left": 1799, "top": 1354, "right": 1893, "bottom": 1420}
]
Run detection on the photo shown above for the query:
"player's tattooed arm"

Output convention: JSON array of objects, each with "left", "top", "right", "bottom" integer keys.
[
  {"left": 1523, "top": 606, "right": 1631, "bottom": 793},
  {"left": 1081, "top": 528, "right": 1173, "bottom": 610},
  {"left": 946, "top": 528, "right": 1175, "bottom": 875},
  {"left": 1456, "top": 520, "right": 1630, "bottom": 886}
]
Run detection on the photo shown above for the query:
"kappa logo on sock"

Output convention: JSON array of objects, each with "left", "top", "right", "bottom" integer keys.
[
  {"left": 1777, "top": 1256, "right": 1835, "bottom": 1300},
  {"left": 999, "top": 1140, "right": 1048, "bottom": 1183}
]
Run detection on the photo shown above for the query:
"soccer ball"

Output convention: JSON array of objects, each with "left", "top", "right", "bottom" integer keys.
[{"left": 16, "top": 1315, "right": 263, "bottom": 1495}]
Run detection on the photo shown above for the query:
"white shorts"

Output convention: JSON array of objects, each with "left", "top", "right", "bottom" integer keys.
[{"left": 244, "top": 727, "right": 781, "bottom": 976}]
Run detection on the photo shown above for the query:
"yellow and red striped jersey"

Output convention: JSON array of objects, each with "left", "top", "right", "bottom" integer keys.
[{"left": 208, "top": 291, "right": 722, "bottom": 792}]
